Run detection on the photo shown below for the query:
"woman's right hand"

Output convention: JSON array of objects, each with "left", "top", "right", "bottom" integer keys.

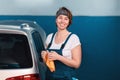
[{"left": 41, "top": 51, "right": 47, "bottom": 62}]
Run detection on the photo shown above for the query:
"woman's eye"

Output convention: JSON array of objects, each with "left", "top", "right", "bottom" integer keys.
[
  {"left": 59, "top": 17, "right": 62, "bottom": 19},
  {"left": 65, "top": 18, "right": 68, "bottom": 20}
]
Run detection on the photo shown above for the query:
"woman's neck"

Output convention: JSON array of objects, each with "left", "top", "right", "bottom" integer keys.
[
  {"left": 57, "top": 29, "right": 69, "bottom": 37},
  {"left": 54, "top": 29, "right": 70, "bottom": 44}
]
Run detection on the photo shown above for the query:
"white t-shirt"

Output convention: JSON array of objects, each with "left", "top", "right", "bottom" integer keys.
[{"left": 46, "top": 33, "right": 81, "bottom": 59}]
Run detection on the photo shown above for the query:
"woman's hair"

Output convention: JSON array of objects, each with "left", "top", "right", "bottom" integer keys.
[{"left": 56, "top": 7, "right": 72, "bottom": 27}]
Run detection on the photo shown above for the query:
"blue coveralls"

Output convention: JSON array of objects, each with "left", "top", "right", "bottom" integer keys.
[{"left": 46, "top": 33, "right": 78, "bottom": 80}]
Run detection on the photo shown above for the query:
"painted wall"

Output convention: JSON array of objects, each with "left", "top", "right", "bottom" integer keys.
[
  {"left": 0, "top": 0, "right": 120, "bottom": 80},
  {"left": 0, "top": 0, "right": 119, "bottom": 16}
]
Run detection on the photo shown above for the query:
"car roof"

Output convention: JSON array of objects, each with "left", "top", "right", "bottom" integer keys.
[
  {"left": 0, "top": 20, "right": 40, "bottom": 29},
  {"left": 0, "top": 20, "right": 46, "bottom": 45}
]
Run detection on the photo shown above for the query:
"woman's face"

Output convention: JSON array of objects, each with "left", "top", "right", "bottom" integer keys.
[{"left": 56, "top": 15, "right": 69, "bottom": 30}]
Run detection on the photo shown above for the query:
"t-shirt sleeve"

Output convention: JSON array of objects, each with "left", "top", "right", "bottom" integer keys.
[
  {"left": 70, "top": 34, "right": 81, "bottom": 49},
  {"left": 45, "top": 33, "right": 53, "bottom": 47}
]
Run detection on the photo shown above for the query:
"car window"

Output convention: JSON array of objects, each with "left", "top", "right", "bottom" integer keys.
[
  {"left": 32, "top": 31, "right": 45, "bottom": 62},
  {"left": 0, "top": 34, "right": 32, "bottom": 69}
]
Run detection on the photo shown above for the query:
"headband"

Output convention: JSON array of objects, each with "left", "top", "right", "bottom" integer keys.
[{"left": 56, "top": 9, "right": 69, "bottom": 18}]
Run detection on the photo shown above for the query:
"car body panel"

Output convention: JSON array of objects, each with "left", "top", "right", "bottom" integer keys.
[{"left": 0, "top": 20, "right": 46, "bottom": 80}]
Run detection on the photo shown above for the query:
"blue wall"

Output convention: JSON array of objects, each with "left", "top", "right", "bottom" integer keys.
[{"left": 0, "top": 16, "right": 120, "bottom": 80}]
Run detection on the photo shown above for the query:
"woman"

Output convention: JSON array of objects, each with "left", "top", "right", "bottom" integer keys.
[{"left": 41, "top": 7, "right": 82, "bottom": 80}]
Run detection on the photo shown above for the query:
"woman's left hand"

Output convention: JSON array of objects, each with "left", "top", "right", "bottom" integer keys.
[{"left": 48, "top": 51, "right": 60, "bottom": 61}]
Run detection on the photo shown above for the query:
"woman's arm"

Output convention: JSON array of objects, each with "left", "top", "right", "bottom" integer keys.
[{"left": 48, "top": 45, "right": 82, "bottom": 69}]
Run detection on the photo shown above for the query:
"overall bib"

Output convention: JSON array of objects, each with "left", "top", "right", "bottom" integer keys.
[{"left": 46, "top": 33, "right": 77, "bottom": 80}]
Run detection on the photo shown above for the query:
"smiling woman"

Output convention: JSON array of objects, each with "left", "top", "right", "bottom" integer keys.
[
  {"left": 41, "top": 7, "right": 82, "bottom": 80},
  {"left": 0, "top": 0, "right": 120, "bottom": 80}
]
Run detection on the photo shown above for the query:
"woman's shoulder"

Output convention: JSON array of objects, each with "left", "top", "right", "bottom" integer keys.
[
  {"left": 65, "top": 33, "right": 81, "bottom": 49},
  {"left": 47, "top": 33, "right": 54, "bottom": 38},
  {"left": 69, "top": 33, "right": 81, "bottom": 44},
  {"left": 46, "top": 33, "right": 54, "bottom": 44},
  {"left": 70, "top": 33, "right": 79, "bottom": 39}
]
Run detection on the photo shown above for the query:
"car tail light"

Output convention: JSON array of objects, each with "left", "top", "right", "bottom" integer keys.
[{"left": 6, "top": 74, "right": 41, "bottom": 80}]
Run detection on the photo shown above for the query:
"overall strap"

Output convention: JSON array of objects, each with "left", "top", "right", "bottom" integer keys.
[
  {"left": 61, "top": 33, "right": 72, "bottom": 49},
  {"left": 47, "top": 33, "right": 55, "bottom": 49}
]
